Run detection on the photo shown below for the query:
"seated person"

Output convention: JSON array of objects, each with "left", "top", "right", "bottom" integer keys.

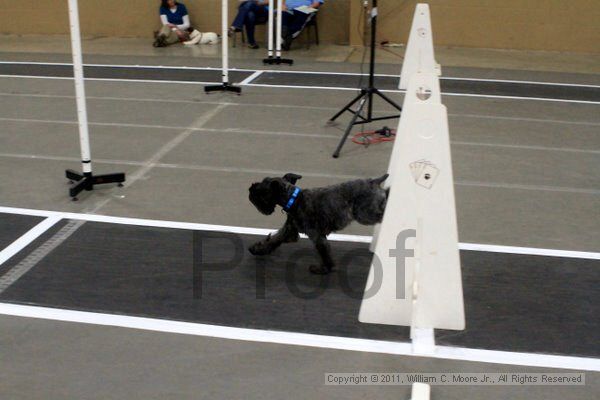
[
  {"left": 154, "top": 0, "right": 192, "bottom": 47},
  {"left": 229, "top": 1, "right": 269, "bottom": 49},
  {"left": 281, "top": 0, "right": 323, "bottom": 50}
]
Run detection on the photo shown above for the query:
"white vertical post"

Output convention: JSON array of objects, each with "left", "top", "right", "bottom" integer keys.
[
  {"left": 399, "top": 3, "right": 440, "bottom": 90},
  {"left": 67, "top": 0, "right": 92, "bottom": 175},
  {"left": 221, "top": 0, "right": 229, "bottom": 84},
  {"left": 276, "top": 0, "right": 283, "bottom": 57},
  {"left": 411, "top": 382, "right": 431, "bottom": 400},
  {"left": 267, "top": 0, "right": 274, "bottom": 58},
  {"left": 358, "top": 72, "right": 465, "bottom": 332}
]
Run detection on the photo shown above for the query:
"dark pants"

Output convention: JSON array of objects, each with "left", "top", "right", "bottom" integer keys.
[
  {"left": 282, "top": 10, "right": 314, "bottom": 39},
  {"left": 232, "top": 1, "right": 268, "bottom": 45}
]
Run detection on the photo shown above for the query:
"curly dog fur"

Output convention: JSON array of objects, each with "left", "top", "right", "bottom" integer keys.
[{"left": 248, "top": 173, "right": 389, "bottom": 274}]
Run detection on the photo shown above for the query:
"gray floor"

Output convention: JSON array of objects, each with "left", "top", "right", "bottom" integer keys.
[
  {"left": 0, "top": 71, "right": 598, "bottom": 250},
  {"left": 0, "top": 50, "right": 599, "bottom": 399},
  {"left": 2, "top": 316, "right": 598, "bottom": 400}
]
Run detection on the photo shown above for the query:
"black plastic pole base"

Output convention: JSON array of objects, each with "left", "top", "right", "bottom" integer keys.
[
  {"left": 66, "top": 169, "right": 125, "bottom": 201},
  {"left": 204, "top": 83, "right": 242, "bottom": 94},
  {"left": 330, "top": 87, "right": 402, "bottom": 158},
  {"left": 263, "top": 56, "right": 294, "bottom": 66}
]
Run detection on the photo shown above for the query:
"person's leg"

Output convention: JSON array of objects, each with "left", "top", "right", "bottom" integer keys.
[
  {"left": 281, "top": 10, "right": 293, "bottom": 38},
  {"left": 245, "top": 5, "right": 268, "bottom": 47},
  {"left": 158, "top": 25, "right": 171, "bottom": 37},
  {"left": 244, "top": 8, "right": 257, "bottom": 45},
  {"left": 232, "top": 1, "right": 253, "bottom": 30},
  {"left": 289, "top": 11, "right": 311, "bottom": 39},
  {"left": 282, "top": 11, "right": 312, "bottom": 50},
  {"left": 164, "top": 29, "right": 182, "bottom": 44}
]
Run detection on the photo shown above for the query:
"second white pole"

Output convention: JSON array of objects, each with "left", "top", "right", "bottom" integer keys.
[
  {"left": 67, "top": 0, "right": 92, "bottom": 175},
  {"left": 276, "top": 0, "right": 283, "bottom": 57},
  {"left": 267, "top": 0, "right": 274, "bottom": 58},
  {"left": 221, "top": 0, "right": 229, "bottom": 84}
]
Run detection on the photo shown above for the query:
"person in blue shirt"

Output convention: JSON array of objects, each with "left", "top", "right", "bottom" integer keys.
[
  {"left": 154, "top": 0, "right": 193, "bottom": 47},
  {"left": 229, "top": 1, "right": 270, "bottom": 50},
  {"left": 281, "top": 0, "right": 324, "bottom": 50}
]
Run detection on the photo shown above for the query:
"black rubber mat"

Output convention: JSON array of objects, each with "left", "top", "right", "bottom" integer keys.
[
  {"left": 0, "top": 213, "right": 43, "bottom": 254},
  {"left": 1, "top": 63, "right": 598, "bottom": 102},
  {"left": 0, "top": 63, "right": 251, "bottom": 84},
  {"left": 255, "top": 72, "right": 600, "bottom": 102},
  {"left": 437, "top": 251, "right": 600, "bottom": 357},
  {"left": 0, "top": 221, "right": 598, "bottom": 358}
]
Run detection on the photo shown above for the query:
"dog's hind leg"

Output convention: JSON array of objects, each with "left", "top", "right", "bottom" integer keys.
[
  {"left": 249, "top": 217, "right": 299, "bottom": 256},
  {"left": 308, "top": 233, "right": 334, "bottom": 275}
]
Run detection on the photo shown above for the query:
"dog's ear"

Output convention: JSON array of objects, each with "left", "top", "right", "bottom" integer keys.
[{"left": 283, "top": 173, "right": 302, "bottom": 185}]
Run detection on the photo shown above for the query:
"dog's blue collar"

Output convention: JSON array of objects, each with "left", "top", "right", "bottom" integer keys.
[{"left": 283, "top": 187, "right": 301, "bottom": 212}]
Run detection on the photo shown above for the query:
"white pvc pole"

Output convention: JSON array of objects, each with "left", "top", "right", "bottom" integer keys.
[
  {"left": 67, "top": 0, "right": 92, "bottom": 174},
  {"left": 221, "top": 0, "right": 229, "bottom": 84},
  {"left": 267, "top": 0, "right": 274, "bottom": 58},
  {"left": 276, "top": 0, "right": 283, "bottom": 57}
]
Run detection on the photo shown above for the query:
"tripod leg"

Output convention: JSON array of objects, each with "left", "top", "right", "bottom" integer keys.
[
  {"left": 65, "top": 169, "right": 83, "bottom": 181},
  {"left": 374, "top": 89, "right": 403, "bottom": 111},
  {"left": 69, "top": 176, "right": 91, "bottom": 199},
  {"left": 329, "top": 91, "right": 365, "bottom": 123},
  {"left": 332, "top": 95, "right": 368, "bottom": 158}
]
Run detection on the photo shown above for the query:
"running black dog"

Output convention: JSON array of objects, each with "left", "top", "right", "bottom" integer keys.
[{"left": 248, "top": 173, "right": 388, "bottom": 274}]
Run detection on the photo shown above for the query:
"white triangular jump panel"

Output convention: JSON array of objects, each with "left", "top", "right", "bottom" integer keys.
[
  {"left": 359, "top": 72, "right": 464, "bottom": 330},
  {"left": 399, "top": 4, "right": 441, "bottom": 90}
]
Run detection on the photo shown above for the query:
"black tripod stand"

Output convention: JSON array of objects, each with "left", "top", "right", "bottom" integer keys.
[{"left": 329, "top": 0, "right": 402, "bottom": 158}]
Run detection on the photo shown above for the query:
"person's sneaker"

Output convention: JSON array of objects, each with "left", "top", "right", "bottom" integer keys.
[{"left": 248, "top": 43, "right": 259, "bottom": 49}]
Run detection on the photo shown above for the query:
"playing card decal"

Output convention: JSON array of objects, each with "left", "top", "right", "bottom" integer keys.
[{"left": 409, "top": 159, "right": 440, "bottom": 189}]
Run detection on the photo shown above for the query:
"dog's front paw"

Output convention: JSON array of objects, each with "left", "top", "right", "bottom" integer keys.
[
  {"left": 309, "top": 264, "right": 332, "bottom": 275},
  {"left": 249, "top": 242, "right": 270, "bottom": 256}
]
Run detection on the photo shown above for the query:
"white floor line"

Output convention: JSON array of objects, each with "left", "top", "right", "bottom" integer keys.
[
  {"left": 448, "top": 112, "right": 600, "bottom": 127},
  {"left": 440, "top": 75, "right": 600, "bottom": 88},
  {"left": 0, "top": 92, "right": 343, "bottom": 112},
  {"left": 0, "top": 206, "right": 598, "bottom": 260},
  {"left": 0, "top": 74, "right": 215, "bottom": 86},
  {"left": 0, "top": 216, "right": 62, "bottom": 267},
  {"left": 1, "top": 61, "right": 598, "bottom": 88},
  {"left": 0, "top": 220, "right": 84, "bottom": 294},
  {"left": 243, "top": 83, "right": 600, "bottom": 105},
  {"left": 440, "top": 91, "right": 600, "bottom": 105},
  {"left": 2, "top": 92, "right": 599, "bottom": 128},
  {"left": 3, "top": 92, "right": 600, "bottom": 127},
  {"left": 0, "top": 303, "right": 597, "bottom": 371},
  {"left": 1, "top": 74, "right": 597, "bottom": 105},
  {"left": 239, "top": 70, "right": 264, "bottom": 86},
  {"left": 459, "top": 243, "right": 600, "bottom": 260},
  {"left": 451, "top": 141, "right": 600, "bottom": 155},
  {"left": 457, "top": 180, "right": 600, "bottom": 196},
  {"left": 0, "top": 118, "right": 341, "bottom": 140},
  {"left": 4, "top": 115, "right": 600, "bottom": 154}
]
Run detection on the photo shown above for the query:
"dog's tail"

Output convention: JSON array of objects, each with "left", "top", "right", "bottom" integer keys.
[{"left": 371, "top": 173, "right": 389, "bottom": 186}]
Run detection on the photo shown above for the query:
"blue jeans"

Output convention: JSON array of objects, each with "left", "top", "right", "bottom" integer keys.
[
  {"left": 282, "top": 10, "right": 314, "bottom": 39},
  {"left": 232, "top": 1, "right": 268, "bottom": 45}
]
